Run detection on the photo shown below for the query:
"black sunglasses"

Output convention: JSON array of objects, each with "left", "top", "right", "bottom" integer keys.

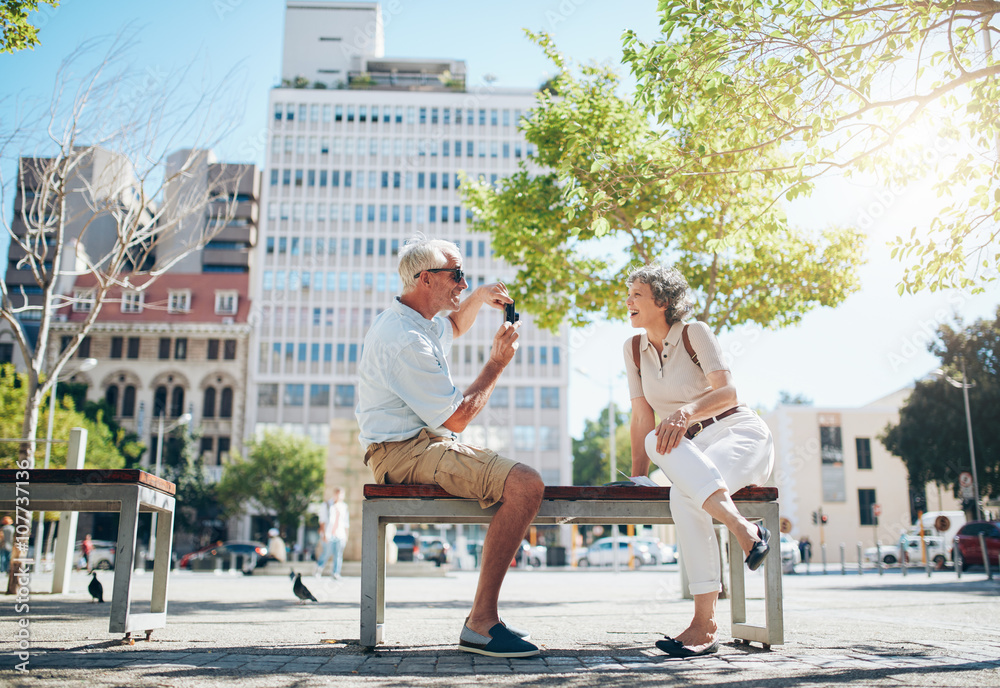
[{"left": 415, "top": 268, "right": 465, "bottom": 284}]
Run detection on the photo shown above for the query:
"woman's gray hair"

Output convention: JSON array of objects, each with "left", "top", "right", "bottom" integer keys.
[
  {"left": 397, "top": 236, "right": 459, "bottom": 291},
  {"left": 626, "top": 264, "right": 694, "bottom": 324}
]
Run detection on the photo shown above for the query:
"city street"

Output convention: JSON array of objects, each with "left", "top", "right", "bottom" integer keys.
[{"left": 2, "top": 563, "right": 998, "bottom": 687}]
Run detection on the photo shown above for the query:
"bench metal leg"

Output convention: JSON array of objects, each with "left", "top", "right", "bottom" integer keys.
[
  {"left": 109, "top": 489, "right": 140, "bottom": 635},
  {"left": 729, "top": 504, "right": 784, "bottom": 648},
  {"left": 360, "top": 502, "right": 383, "bottom": 649}
]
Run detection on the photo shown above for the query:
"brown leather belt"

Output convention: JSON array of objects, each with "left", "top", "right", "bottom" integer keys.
[{"left": 685, "top": 406, "right": 742, "bottom": 439}]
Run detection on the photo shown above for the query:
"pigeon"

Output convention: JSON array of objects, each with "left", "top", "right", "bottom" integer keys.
[
  {"left": 88, "top": 571, "right": 104, "bottom": 603},
  {"left": 293, "top": 573, "right": 317, "bottom": 603}
]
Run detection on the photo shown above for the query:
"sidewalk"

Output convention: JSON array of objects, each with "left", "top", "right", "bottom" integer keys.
[{"left": 2, "top": 564, "right": 998, "bottom": 687}]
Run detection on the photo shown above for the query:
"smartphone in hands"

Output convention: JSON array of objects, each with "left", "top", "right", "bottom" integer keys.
[{"left": 504, "top": 301, "right": 519, "bottom": 324}]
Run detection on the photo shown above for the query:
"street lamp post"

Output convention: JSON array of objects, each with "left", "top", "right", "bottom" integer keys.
[
  {"left": 36, "top": 357, "right": 97, "bottom": 566},
  {"left": 934, "top": 363, "right": 982, "bottom": 521},
  {"left": 148, "top": 412, "right": 191, "bottom": 561}
]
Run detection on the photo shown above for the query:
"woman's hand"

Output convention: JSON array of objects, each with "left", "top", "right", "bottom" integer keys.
[{"left": 653, "top": 408, "right": 691, "bottom": 455}]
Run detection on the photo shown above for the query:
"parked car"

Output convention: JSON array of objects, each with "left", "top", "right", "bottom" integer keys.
[
  {"left": 953, "top": 521, "right": 1000, "bottom": 571},
  {"left": 576, "top": 537, "right": 653, "bottom": 568},
  {"left": 864, "top": 534, "right": 948, "bottom": 567},
  {"left": 74, "top": 539, "right": 116, "bottom": 571},
  {"left": 178, "top": 541, "right": 268, "bottom": 574},
  {"left": 634, "top": 536, "right": 676, "bottom": 565},
  {"left": 417, "top": 536, "right": 450, "bottom": 565},
  {"left": 392, "top": 532, "right": 420, "bottom": 562},
  {"left": 779, "top": 534, "right": 801, "bottom": 574}
]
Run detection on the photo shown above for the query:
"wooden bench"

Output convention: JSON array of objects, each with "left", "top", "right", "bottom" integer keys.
[
  {"left": 361, "top": 484, "right": 783, "bottom": 650},
  {"left": 0, "top": 468, "right": 176, "bottom": 641}
]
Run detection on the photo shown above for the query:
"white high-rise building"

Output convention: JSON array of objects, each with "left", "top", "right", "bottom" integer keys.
[{"left": 249, "top": 1, "right": 571, "bottom": 488}]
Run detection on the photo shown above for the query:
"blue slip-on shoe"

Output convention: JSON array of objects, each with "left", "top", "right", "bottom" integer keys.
[
  {"left": 459, "top": 622, "right": 540, "bottom": 658},
  {"left": 745, "top": 523, "right": 771, "bottom": 572},
  {"left": 655, "top": 637, "right": 720, "bottom": 658}
]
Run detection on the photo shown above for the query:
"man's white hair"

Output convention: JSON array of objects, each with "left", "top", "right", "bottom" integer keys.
[{"left": 398, "top": 235, "right": 459, "bottom": 291}]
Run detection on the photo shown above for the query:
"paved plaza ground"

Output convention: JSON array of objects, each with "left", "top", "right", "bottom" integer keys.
[{"left": 1, "top": 563, "right": 998, "bottom": 687}]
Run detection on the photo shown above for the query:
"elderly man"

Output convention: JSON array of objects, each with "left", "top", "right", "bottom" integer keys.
[{"left": 356, "top": 236, "right": 544, "bottom": 658}]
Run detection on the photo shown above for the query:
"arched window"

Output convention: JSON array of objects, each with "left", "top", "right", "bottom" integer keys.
[
  {"left": 220, "top": 387, "right": 233, "bottom": 418},
  {"left": 122, "top": 385, "right": 136, "bottom": 418},
  {"left": 203, "top": 387, "right": 216, "bottom": 418},
  {"left": 153, "top": 386, "right": 168, "bottom": 417},
  {"left": 170, "top": 387, "right": 185, "bottom": 417},
  {"left": 105, "top": 386, "right": 119, "bottom": 414}
]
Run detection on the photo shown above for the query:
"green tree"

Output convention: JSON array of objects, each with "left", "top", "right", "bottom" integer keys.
[
  {"left": 216, "top": 430, "right": 326, "bottom": 537},
  {"left": 154, "top": 424, "right": 223, "bottom": 544},
  {"left": 622, "top": 2, "right": 1000, "bottom": 295},
  {"left": 0, "top": 0, "right": 58, "bottom": 53},
  {"left": 881, "top": 307, "right": 1000, "bottom": 512},
  {"left": 572, "top": 406, "right": 633, "bottom": 486},
  {"left": 0, "top": 364, "right": 127, "bottom": 469},
  {"left": 463, "top": 32, "right": 865, "bottom": 333}
]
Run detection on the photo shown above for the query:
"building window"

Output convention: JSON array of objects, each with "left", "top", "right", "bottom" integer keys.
[
  {"left": 174, "top": 338, "right": 187, "bottom": 360},
  {"left": 310, "top": 384, "right": 330, "bottom": 407},
  {"left": 540, "top": 387, "right": 559, "bottom": 409},
  {"left": 203, "top": 387, "right": 216, "bottom": 418},
  {"left": 207, "top": 339, "right": 220, "bottom": 360},
  {"left": 0, "top": 343, "right": 12, "bottom": 364},
  {"left": 215, "top": 291, "right": 238, "bottom": 315},
  {"left": 514, "top": 426, "right": 535, "bottom": 452},
  {"left": 490, "top": 387, "right": 509, "bottom": 407},
  {"left": 515, "top": 387, "right": 534, "bottom": 408},
  {"left": 334, "top": 384, "right": 355, "bottom": 407},
  {"left": 121, "top": 291, "right": 143, "bottom": 314},
  {"left": 72, "top": 288, "right": 95, "bottom": 312},
  {"left": 110, "top": 336, "right": 123, "bottom": 359},
  {"left": 127, "top": 337, "right": 140, "bottom": 359},
  {"left": 200, "top": 437, "right": 214, "bottom": 460},
  {"left": 105, "top": 386, "right": 119, "bottom": 414},
  {"left": 223, "top": 339, "right": 237, "bottom": 360},
  {"left": 77, "top": 336, "right": 91, "bottom": 358},
  {"left": 170, "top": 387, "right": 185, "bottom": 417},
  {"left": 158, "top": 338, "right": 171, "bottom": 360},
  {"left": 217, "top": 436, "right": 231, "bottom": 462},
  {"left": 258, "top": 383, "right": 278, "bottom": 407},
  {"left": 154, "top": 386, "right": 168, "bottom": 416},
  {"left": 121, "top": 385, "right": 135, "bottom": 417},
  {"left": 168, "top": 290, "right": 191, "bottom": 313},
  {"left": 859, "top": 488, "right": 877, "bottom": 526},
  {"left": 284, "top": 383, "right": 304, "bottom": 407},
  {"left": 856, "top": 437, "right": 872, "bottom": 470},
  {"left": 539, "top": 426, "right": 559, "bottom": 450},
  {"left": 219, "top": 387, "right": 233, "bottom": 418}
]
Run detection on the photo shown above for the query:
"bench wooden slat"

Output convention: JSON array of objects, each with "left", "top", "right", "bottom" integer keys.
[
  {"left": 363, "top": 483, "right": 777, "bottom": 502},
  {"left": 0, "top": 469, "right": 176, "bottom": 496}
]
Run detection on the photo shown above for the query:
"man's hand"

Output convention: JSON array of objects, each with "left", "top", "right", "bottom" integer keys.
[
  {"left": 488, "top": 321, "right": 520, "bottom": 368},
  {"left": 477, "top": 282, "right": 513, "bottom": 311}
]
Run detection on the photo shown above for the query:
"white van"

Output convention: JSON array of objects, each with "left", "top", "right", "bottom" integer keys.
[{"left": 907, "top": 511, "right": 966, "bottom": 556}]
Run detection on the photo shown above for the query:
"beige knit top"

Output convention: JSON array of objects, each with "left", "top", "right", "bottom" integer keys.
[{"left": 623, "top": 320, "right": 730, "bottom": 418}]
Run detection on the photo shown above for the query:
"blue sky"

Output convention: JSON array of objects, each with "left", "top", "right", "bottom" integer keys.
[{"left": 2, "top": 1, "right": 997, "bottom": 437}]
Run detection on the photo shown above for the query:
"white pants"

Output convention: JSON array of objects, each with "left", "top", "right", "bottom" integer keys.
[{"left": 645, "top": 409, "right": 774, "bottom": 596}]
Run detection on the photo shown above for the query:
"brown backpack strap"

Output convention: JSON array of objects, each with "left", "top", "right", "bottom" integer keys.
[
  {"left": 631, "top": 335, "right": 642, "bottom": 377},
  {"left": 682, "top": 323, "right": 701, "bottom": 369}
]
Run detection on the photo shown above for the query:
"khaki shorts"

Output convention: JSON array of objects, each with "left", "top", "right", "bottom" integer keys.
[{"left": 365, "top": 428, "right": 518, "bottom": 509}]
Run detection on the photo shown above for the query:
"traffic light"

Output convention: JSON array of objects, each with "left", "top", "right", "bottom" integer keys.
[
  {"left": 812, "top": 511, "right": 818, "bottom": 525},
  {"left": 820, "top": 514, "right": 828, "bottom": 525}
]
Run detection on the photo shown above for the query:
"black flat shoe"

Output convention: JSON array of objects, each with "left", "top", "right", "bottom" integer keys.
[
  {"left": 655, "top": 637, "right": 720, "bottom": 658},
  {"left": 745, "top": 523, "right": 771, "bottom": 572}
]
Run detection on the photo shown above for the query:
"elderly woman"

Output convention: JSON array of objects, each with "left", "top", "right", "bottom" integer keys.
[{"left": 624, "top": 264, "right": 774, "bottom": 658}]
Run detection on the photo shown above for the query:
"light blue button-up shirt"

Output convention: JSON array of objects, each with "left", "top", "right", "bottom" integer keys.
[{"left": 355, "top": 297, "right": 464, "bottom": 448}]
